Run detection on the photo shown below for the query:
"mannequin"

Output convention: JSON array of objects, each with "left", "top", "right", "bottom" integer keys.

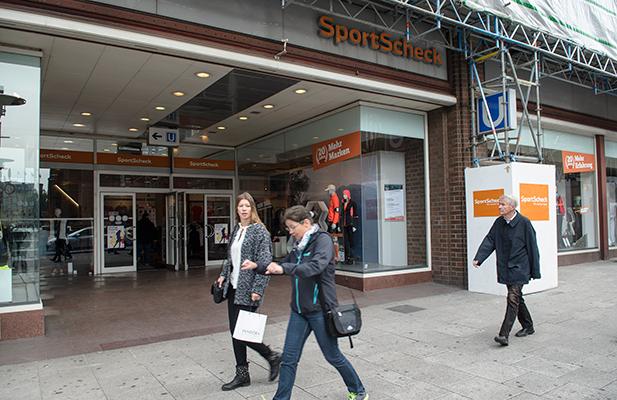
[
  {"left": 50, "top": 208, "right": 71, "bottom": 274},
  {"left": 341, "top": 189, "right": 357, "bottom": 265},
  {"left": 324, "top": 184, "right": 340, "bottom": 233}
]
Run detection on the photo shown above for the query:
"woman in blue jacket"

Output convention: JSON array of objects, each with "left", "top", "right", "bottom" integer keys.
[{"left": 242, "top": 205, "right": 367, "bottom": 400}]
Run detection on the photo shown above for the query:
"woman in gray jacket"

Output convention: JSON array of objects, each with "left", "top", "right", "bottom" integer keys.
[{"left": 216, "top": 192, "right": 281, "bottom": 390}]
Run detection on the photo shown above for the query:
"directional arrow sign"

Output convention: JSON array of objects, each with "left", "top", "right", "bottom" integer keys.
[{"left": 148, "top": 127, "right": 179, "bottom": 147}]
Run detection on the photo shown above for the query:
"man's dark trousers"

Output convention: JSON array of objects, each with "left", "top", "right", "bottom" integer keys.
[{"left": 499, "top": 284, "right": 533, "bottom": 337}]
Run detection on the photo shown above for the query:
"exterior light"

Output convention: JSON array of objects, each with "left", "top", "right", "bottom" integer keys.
[
  {"left": 155, "top": 106, "right": 165, "bottom": 111},
  {"left": 238, "top": 116, "right": 248, "bottom": 120},
  {"left": 80, "top": 112, "right": 92, "bottom": 116},
  {"left": 195, "top": 72, "right": 210, "bottom": 78},
  {"left": 172, "top": 91, "right": 185, "bottom": 97},
  {"left": 294, "top": 89, "right": 307, "bottom": 94},
  {"left": 73, "top": 123, "right": 85, "bottom": 127},
  {"left": 263, "top": 104, "right": 274, "bottom": 109},
  {"left": 140, "top": 117, "right": 150, "bottom": 121}
]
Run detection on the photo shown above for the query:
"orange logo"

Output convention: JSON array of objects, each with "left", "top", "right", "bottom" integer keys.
[
  {"left": 520, "top": 183, "right": 549, "bottom": 221},
  {"left": 96, "top": 153, "right": 169, "bottom": 168},
  {"left": 174, "top": 158, "right": 235, "bottom": 171},
  {"left": 312, "top": 131, "right": 361, "bottom": 170},
  {"left": 562, "top": 151, "right": 595, "bottom": 174},
  {"left": 473, "top": 189, "right": 504, "bottom": 217}
]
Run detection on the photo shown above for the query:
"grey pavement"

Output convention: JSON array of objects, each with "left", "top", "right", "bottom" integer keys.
[{"left": 2, "top": 261, "right": 617, "bottom": 400}]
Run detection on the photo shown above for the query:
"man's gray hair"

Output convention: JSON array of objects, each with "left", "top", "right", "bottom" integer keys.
[{"left": 500, "top": 194, "right": 518, "bottom": 208}]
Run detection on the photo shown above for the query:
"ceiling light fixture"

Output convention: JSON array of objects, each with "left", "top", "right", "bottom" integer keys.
[
  {"left": 61, "top": 147, "right": 69, "bottom": 150},
  {"left": 104, "top": 148, "right": 110, "bottom": 152},
  {"left": 337, "top": 128, "right": 344, "bottom": 131},
  {"left": 294, "top": 89, "right": 307, "bottom": 94},
  {"left": 313, "top": 136, "right": 319, "bottom": 140},
  {"left": 63, "top": 140, "right": 74, "bottom": 144},
  {"left": 140, "top": 117, "right": 150, "bottom": 121},
  {"left": 263, "top": 104, "right": 274, "bottom": 109},
  {"left": 217, "top": 126, "right": 226, "bottom": 130},
  {"left": 129, "top": 128, "right": 139, "bottom": 132},
  {"left": 72, "top": 123, "right": 85, "bottom": 127},
  {"left": 201, "top": 135, "right": 209, "bottom": 143},
  {"left": 80, "top": 112, "right": 92, "bottom": 116},
  {"left": 155, "top": 106, "right": 165, "bottom": 111},
  {"left": 195, "top": 72, "right": 210, "bottom": 78},
  {"left": 238, "top": 116, "right": 248, "bottom": 121},
  {"left": 172, "top": 91, "right": 185, "bottom": 97}
]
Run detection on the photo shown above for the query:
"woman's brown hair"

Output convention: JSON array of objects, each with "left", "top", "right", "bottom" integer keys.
[
  {"left": 283, "top": 205, "right": 313, "bottom": 224},
  {"left": 236, "top": 192, "right": 263, "bottom": 225}
]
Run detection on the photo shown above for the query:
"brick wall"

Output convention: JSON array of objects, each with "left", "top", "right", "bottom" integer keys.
[
  {"left": 428, "top": 51, "right": 473, "bottom": 288},
  {"left": 405, "top": 140, "right": 427, "bottom": 265}
]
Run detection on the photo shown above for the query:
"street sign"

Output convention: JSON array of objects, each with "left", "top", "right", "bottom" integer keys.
[
  {"left": 477, "top": 89, "right": 517, "bottom": 134},
  {"left": 148, "top": 127, "right": 179, "bottom": 147}
]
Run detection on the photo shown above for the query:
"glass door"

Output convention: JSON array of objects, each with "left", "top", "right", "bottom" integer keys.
[
  {"left": 165, "top": 192, "right": 186, "bottom": 270},
  {"left": 101, "top": 193, "right": 136, "bottom": 273},
  {"left": 186, "top": 194, "right": 206, "bottom": 268},
  {"left": 205, "top": 195, "right": 232, "bottom": 264}
]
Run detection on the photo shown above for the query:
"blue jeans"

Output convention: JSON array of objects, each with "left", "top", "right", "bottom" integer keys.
[{"left": 273, "top": 310, "right": 365, "bottom": 400}]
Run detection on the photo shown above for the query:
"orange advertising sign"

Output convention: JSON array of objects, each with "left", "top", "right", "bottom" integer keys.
[
  {"left": 312, "top": 131, "right": 361, "bottom": 170},
  {"left": 174, "top": 158, "right": 235, "bottom": 171},
  {"left": 40, "top": 149, "right": 93, "bottom": 164},
  {"left": 473, "top": 189, "right": 504, "bottom": 217},
  {"left": 562, "top": 151, "right": 595, "bottom": 174},
  {"left": 96, "top": 153, "right": 169, "bottom": 168},
  {"left": 520, "top": 183, "right": 549, "bottom": 221}
]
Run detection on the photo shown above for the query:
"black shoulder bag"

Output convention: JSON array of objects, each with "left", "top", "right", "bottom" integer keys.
[
  {"left": 211, "top": 281, "right": 226, "bottom": 304},
  {"left": 326, "top": 290, "right": 362, "bottom": 348}
]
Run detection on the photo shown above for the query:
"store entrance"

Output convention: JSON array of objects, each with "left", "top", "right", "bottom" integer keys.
[{"left": 166, "top": 192, "right": 232, "bottom": 271}]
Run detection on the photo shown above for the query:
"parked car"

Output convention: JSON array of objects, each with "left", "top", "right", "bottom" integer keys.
[{"left": 46, "top": 226, "right": 93, "bottom": 254}]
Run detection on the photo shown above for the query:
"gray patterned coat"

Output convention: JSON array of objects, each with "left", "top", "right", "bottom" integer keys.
[{"left": 219, "top": 223, "right": 272, "bottom": 306}]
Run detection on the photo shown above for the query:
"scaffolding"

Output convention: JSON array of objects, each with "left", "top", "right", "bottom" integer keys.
[{"left": 282, "top": 0, "right": 617, "bottom": 164}]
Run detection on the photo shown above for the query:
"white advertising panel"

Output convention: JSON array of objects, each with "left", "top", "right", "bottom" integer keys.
[{"left": 465, "top": 163, "right": 558, "bottom": 296}]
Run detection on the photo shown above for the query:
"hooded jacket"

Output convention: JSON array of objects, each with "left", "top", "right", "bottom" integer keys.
[
  {"left": 327, "top": 192, "right": 340, "bottom": 225},
  {"left": 341, "top": 189, "right": 357, "bottom": 227},
  {"left": 257, "top": 229, "right": 338, "bottom": 314}
]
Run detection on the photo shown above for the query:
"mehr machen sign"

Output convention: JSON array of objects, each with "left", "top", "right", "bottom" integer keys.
[{"left": 318, "top": 16, "right": 443, "bottom": 66}]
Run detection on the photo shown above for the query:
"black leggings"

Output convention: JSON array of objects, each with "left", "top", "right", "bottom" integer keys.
[{"left": 227, "top": 288, "right": 272, "bottom": 367}]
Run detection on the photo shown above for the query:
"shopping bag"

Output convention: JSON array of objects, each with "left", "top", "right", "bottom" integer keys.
[{"left": 233, "top": 310, "right": 267, "bottom": 343}]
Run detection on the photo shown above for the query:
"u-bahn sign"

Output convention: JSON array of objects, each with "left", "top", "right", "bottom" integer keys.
[
  {"left": 477, "top": 89, "right": 517, "bottom": 134},
  {"left": 148, "top": 127, "right": 179, "bottom": 147}
]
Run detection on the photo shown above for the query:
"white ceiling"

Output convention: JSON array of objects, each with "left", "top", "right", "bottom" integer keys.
[{"left": 1, "top": 28, "right": 441, "bottom": 148}]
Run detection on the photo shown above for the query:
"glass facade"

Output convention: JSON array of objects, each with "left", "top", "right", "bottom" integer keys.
[
  {"left": 516, "top": 129, "right": 598, "bottom": 252},
  {"left": 605, "top": 140, "right": 617, "bottom": 247},
  {"left": 0, "top": 52, "right": 41, "bottom": 305},
  {"left": 238, "top": 105, "right": 427, "bottom": 273}
]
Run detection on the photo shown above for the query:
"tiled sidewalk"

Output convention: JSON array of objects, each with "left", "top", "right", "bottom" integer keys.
[{"left": 2, "top": 261, "right": 617, "bottom": 399}]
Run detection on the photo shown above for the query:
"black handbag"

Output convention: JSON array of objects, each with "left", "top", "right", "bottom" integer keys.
[
  {"left": 326, "top": 291, "right": 362, "bottom": 348},
  {"left": 211, "top": 281, "right": 225, "bottom": 304}
]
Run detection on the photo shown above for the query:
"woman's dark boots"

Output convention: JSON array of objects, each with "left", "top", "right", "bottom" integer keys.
[
  {"left": 267, "top": 350, "right": 282, "bottom": 381},
  {"left": 221, "top": 365, "right": 250, "bottom": 391}
]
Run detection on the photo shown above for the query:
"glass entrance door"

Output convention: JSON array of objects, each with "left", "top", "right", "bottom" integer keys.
[
  {"left": 205, "top": 195, "right": 232, "bottom": 264},
  {"left": 101, "top": 193, "right": 136, "bottom": 273}
]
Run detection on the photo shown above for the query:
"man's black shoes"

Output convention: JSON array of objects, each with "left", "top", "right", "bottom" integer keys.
[
  {"left": 494, "top": 335, "right": 509, "bottom": 346},
  {"left": 515, "top": 327, "right": 535, "bottom": 337}
]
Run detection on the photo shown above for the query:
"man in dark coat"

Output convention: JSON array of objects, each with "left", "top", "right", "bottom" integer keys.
[{"left": 473, "top": 194, "right": 541, "bottom": 346}]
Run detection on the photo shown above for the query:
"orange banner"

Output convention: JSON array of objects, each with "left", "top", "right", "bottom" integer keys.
[
  {"left": 96, "top": 153, "right": 169, "bottom": 168},
  {"left": 520, "top": 183, "right": 549, "bottom": 221},
  {"left": 312, "top": 131, "right": 361, "bottom": 170},
  {"left": 473, "top": 189, "right": 504, "bottom": 217},
  {"left": 562, "top": 151, "right": 595, "bottom": 173},
  {"left": 174, "top": 158, "right": 235, "bottom": 171},
  {"left": 40, "top": 149, "right": 93, "bottom": 164}
]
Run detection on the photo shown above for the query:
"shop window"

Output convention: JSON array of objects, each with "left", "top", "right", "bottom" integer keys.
[
  {"left": 173, "top": 177, "right": 233, "bottom": 190},
  {"left": 605, "top": 141, "right": 617, "bottom": 247},
  {"left": 510, "top": 129, "right": 597, "bottom": 252},
  {"left": 39, "top": 169, "right": 94, "bottom": 276}
]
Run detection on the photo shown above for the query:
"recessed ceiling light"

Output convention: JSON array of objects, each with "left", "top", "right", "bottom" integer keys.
[
  {"left": 217, "top": 126, "right": 226, "bottom": 130},
  {"left": 129, "top": 128, "right": 139, "bottom": 132},
  {"left": 172, "top": 91, "right": 185, "bottom": 97},
  {"left": 337, "top": 128, "right": 344, "bottom": 131},
  {"left": 72, "top": 123, "right": 85, "bottom": 127},
  {"left": 155, "top": 106, "right": 166, "bottom": 111},
  {"left": 61, "top": 147, "right": 69, "bottom": 150},
  {"left": 195, "top": 72, "right": 210, "bottom": 78},
  {"left": 238, "top": 116, "right": 249, "bottom": 121},
  {"left": 104, "top": 148, "right": 110, "bottom": 152},
  {"left": 313, "top": 136, "right": 319, "bottom": 140},
  {"left": 263, "top": 104, "right": 274, "bottom": 109},
  {"left": 294, "top": 89, "right": 307, "bottom": 94},
  {"left": 140, "top": 117, "right": 150, "bottom": 121},
  {"left": 63, "top": 140, "right": 74, "bottom": 144},
  {"left": 246, "top": 158, "right": 252, "bottom": 161},
  {"left": 111, "top": 143, "right": 118, "bottom": 146},
  {"left": 80, "top": 112, "right": 92, "bottom": 116}
]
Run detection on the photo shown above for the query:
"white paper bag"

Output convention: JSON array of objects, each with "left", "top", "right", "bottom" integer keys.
[
  {"left": 233, "top": 310, "right": 267, "bottom": 343},
  {"left": 0, "top": 268, "right": 12, "bottom": 303}
]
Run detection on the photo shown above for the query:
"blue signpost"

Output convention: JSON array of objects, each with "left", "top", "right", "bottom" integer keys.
[{"left": 477, "top": 89, "right": 517, "bottom": 134}]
